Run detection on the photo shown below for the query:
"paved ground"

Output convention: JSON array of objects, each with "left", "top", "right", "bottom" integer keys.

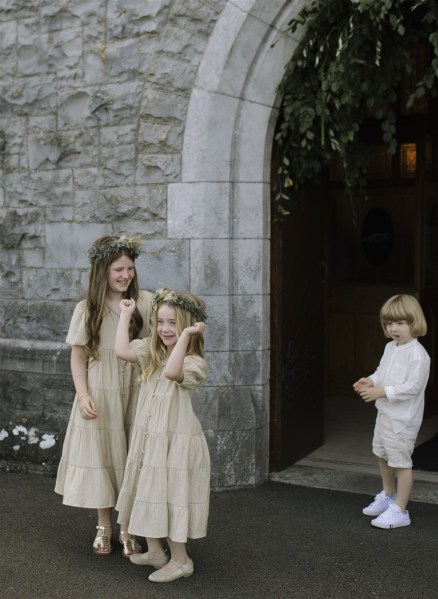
[{"left": 1, "top": 471, "right": 438, "bottom": 599}]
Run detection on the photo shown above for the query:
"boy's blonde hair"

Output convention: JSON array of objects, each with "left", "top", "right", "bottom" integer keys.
[{"left": 380, "top": 294, "right": 427, "bottom": 338}]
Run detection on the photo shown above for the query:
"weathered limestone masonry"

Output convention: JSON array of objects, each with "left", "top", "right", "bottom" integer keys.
[{"left": 0, "top": 0, "right": 303, "bottom": 487}]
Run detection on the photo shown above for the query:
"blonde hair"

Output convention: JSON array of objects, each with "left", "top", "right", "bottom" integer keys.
[
  {"left": 142, "top": 291, "right": 206, "bottom": 382},
  {"left": 380, "top": 294, "right": 427, "bottom": 338}
]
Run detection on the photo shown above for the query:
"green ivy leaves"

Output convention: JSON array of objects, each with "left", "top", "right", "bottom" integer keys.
[{"left": 274, "top": 0, "right": 438, "bottom": 218}]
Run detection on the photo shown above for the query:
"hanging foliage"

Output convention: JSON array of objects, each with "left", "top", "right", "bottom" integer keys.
[{"left": 274, "top": 0, "right": 438, "bottom": 217}]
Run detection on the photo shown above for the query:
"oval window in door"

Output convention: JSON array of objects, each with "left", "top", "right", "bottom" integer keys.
[{"left": 361, "top": 206, "right": 394, "bottom": 265}]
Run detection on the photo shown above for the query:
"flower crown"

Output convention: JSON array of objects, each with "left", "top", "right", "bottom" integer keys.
[
  {"left": 88, "top": 234, "right": 146, "bottom": 263},
  {"left": 152, "top": 287, "right": 207, "bottom": 322}
]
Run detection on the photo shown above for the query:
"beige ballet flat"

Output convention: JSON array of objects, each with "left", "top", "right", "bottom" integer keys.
[
  {"left": 130, "top": 551, "right": 169, "bottom": 568},
  {"left": 148, "top": 558, "right": 194, "bottom": 583},
  {"left": 93, "top": 525, "right": 113, "bottom": 556},
  {"left": 119, "top": 532, "right": 142, "bottom": 559}
]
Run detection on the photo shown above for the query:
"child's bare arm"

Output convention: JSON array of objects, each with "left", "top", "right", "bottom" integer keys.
[
  {"left": 114, "top": 299, "right": 138, "bottom": 363},
  {"left": 164, "top": 322, "right": 206, "bottom": 382}
]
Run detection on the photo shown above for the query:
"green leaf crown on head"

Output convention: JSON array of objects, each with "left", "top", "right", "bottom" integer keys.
[
  {"left": 152, "top": 287, "right": 208, "bottom": 322},
  {"left": 88, "top": 234, "right": 146, "bottom": 263}
]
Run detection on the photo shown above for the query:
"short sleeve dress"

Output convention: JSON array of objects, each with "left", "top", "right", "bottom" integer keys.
[
  {"left": 116, "top": 339, "right": 210, "bottom": 543},
  {"left": 55, "top": 290, "right": 153, "bottom": 509}
]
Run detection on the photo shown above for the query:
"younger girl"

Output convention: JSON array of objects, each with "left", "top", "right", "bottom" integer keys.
[
  {"left": 353, "top": 294, "right": 430, "bottom": 529},
  {"left": 114, "top": 287, "right": 210, "bottom": 583},
  {"left": 55, "top": 235, "right": 153, "bottom": 557}
]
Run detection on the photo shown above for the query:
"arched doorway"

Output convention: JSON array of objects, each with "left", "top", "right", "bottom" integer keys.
[{"left": 270, "top": 44, "right": 438, "bottom": 471}]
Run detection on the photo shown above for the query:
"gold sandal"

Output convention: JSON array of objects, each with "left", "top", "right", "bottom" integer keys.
[
  {"left": 119, "top": 531, "right": 142, "bottom": 559},
  {"left": 93, "top": 525, "right": 113, "bottom": 556}
]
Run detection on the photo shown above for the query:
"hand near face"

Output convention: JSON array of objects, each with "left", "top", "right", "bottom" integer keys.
[
  {"left": 185, "top": 322, "right": 206, "bottom": 336},
  {"left": 119, "top": 298, "right": 136, "bottom": 315}
]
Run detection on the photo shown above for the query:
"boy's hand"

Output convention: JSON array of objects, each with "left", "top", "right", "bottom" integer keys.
[
  {"left": 359, "top": 386, "right": 385, "bottom": 403},
  {"left": 353, "top": 377, "right": 373, "bottom": 394}
]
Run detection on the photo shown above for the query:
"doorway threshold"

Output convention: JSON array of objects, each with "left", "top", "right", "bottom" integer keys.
[{"left": 270, "top": 396, "right": 438, "bottom": 505}]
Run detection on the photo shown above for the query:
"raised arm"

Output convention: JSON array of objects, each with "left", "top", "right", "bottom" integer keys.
[
  {"left": 164, "top": 322, "right": 206, "bottom": 383},
  {"left": 114, "top": 299, "right": 138, "bottom": 363}
]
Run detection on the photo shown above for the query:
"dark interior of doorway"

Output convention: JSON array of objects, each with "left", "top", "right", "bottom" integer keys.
[{"left": 270, "top": 57, "right": 438, "bottom": 473}]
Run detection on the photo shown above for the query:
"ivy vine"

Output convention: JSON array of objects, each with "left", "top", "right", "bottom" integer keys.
[{"left": 274, "top": 0, "right": 438, "bottom": 217}]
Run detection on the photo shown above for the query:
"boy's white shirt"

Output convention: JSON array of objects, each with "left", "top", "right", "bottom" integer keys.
[{"left": 369, "top": 338, "right": 430, "bottom": 435}]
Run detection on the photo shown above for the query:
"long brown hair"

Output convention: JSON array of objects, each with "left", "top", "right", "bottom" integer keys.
[{"left": 85, "top": 236, "right": 144, "bottom": 360}]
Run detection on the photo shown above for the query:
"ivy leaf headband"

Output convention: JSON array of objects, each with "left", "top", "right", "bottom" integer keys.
[
  {"left": 152, "top": 287, "right": 208, "bottom": 322},
  {"left": 88, "top": 234, "right": 146, "bottom": 263}
]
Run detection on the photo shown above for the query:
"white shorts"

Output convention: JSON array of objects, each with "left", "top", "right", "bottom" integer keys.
[{"left": 372, "top": 412, "right": 416, "bottom": 469}]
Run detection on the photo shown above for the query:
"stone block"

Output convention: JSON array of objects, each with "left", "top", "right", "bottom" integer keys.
[
  {"left": 233, "top": 182, "right": 270, "bottom": 239},
  {"left": 107, "top": 0, "right": 171, "bottom": 38},
  {"left": 0, "top": 301, "right": 75, "bottom": 341},
  {"left": 158, "top": 24, "right": 207, "bottom": 64},
  {"left": 0, "top": 249, "right": 20, "bottom": 292},
  {"left": 22, "top": 268, "right": 82, "bottom": 301},
  {"left": 5, "top": 170, "right": 74, "bottom": 208},
  {"left": 168, "top": 182, "right": 230, "bottom": 239},
  {"left": 149, "top": 56, "right": 198, "bottom": 93},
  {"left": 228, "top": 349, "right": 265, "bottom": 386},
  {"left": 135, "top": 239, "right": 190, "bottom": 291},
  {"left": 43, "top": 0, "right": 105, "bottom": 24},
  {"left": 140, "top": 88, "right": 189, "bottom": 123},
  {"left": 182, "top": 89, "right": 239, "bottom": 181},
  {"left": 209, "top": 422, "right": 269, "bottom": 488},
  {"left": 202, "top": 294, "right": 230, "bottom": 351},
  {"left": 230, "top": 294, "right": 265, "bottom": 350},
  {"left": 74, "top": 186, "right": 166, "bottom": 234},
  {"left": 45, "top": 222, "right": 108, "bottom": 268},
  {"left": 107, "top": 37, "right": 158, "bottom": 81},
  {"left": 100, "top": 144, "right": 137, "bottom": 186},
  {"left": 138, "top": 122, "right": 184, "bottom": 154},
  {"left": 190, "top": 239, "right": 230, "bottom": 295},
  {"left": 0, "top": 338, "right": 73, "bottom": 467},
  {"left": 232, "top": 100, "right": 273, "bottom": 183},
  {"left": 170, "top": 0, "right": 224, "bottom": 37},
  {"left": 21, "top": 249, "right": 44, "bottom": 268},
  {"left": 136, "top": 153, "right": 181, "bottom": 184},
  {"left": 204, "top": 350, "right": 231, "bottom": 387},
  {"left": 16, "top": 34, "right": 51, "bottom": 76},
  {"left": 231, "top": 238, "right": 269, "bottom": 295},
  {"left": 0, "top": 208, "right": 43, "bottom": 248}
]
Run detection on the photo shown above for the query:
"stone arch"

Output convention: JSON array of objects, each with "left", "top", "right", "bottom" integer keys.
[{"left": 168, "top": 0, "right": 303, "bottom": 487}]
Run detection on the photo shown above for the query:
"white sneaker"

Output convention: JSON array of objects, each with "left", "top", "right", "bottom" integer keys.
[
  {"left": 362, "top": 490, "right": 395, "bottom": 516},
  {"left": 371, "top": 503, "right": 411, "bottom": 529}
]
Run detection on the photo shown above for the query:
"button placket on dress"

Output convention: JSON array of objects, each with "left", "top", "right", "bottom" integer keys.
[{"left": 140, "top": 364, "right": 164, "bottom": 469}]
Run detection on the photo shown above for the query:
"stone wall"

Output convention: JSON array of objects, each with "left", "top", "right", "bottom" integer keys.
[
  {"left": 0, "top": 0, "right": 227, "bottom": 477},
  {"left": 0, "top": 0, "right": 303, "bottom": 487}
]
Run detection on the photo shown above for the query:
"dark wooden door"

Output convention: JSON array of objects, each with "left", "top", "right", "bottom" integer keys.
[
  {"left": 420, "top": 178, "right": 438, "bottom": 417},
  {"left": 270, "top": 189, "right": 326, "bottom": 471}
]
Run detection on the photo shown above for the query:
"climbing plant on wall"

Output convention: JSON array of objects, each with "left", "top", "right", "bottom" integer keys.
[{"left": 274, "top": 0, "right": 438, "bottom": 217}]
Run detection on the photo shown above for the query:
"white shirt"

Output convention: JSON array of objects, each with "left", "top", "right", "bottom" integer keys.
[{"left": 369, "top": 338, "right": 430, "bottom": 435}]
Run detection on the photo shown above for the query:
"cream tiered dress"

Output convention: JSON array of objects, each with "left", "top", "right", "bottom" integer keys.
[
  {"left": 55, "top": 291, "right": 152, "bottom": 508},
  {"left": 116, "top": 339, "right": 210, "bottom": 543}
]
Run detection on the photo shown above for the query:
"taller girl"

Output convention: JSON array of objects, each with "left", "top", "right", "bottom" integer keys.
[{"left": 55, "top": 235, "right": 153, "bottom": 557}]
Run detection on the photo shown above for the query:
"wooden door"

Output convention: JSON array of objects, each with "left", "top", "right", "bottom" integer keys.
[
  {"left": 327, "top": 188, "right": 417, "bottom": 394},
  {"left": 420, "top": 178, "right": 438, "bottom": 417},
  {"left": 270, "top": 188, "right": 326, "bottom": 471}
]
